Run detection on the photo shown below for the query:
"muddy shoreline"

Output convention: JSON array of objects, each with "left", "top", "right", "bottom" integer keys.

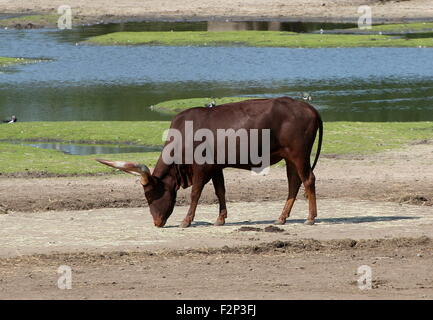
[
  {"left": 1, "top": 0, "right": 433, "bottom": 28},
  {"left": 2, "top": 14, "right": 433, "bottom": 29}
]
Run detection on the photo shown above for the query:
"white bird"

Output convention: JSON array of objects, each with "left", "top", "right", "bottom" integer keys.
[
  {"left": 301, "top": 93, "right": 312, "bottom": 101},
  {"left": 205, "top": 100, "right": 216, "bottom": 108},
  {"left": 3, "top": 115, "right": 17, "bottom": 123}
]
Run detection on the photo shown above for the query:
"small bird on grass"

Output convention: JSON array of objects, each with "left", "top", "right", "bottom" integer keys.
[{"left": 2, "top": 115, "right": 17, "bottom": 123}]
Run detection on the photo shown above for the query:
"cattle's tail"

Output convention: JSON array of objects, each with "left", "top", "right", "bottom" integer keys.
[{"left": 311, "top": 116, "right": 323, "bottom": 171}]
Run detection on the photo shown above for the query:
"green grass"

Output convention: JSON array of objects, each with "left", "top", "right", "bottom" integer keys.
[
  {"left": 0, "top": 57, "right": 38, "bottom": 67},
  {"left": 358, "top": 22, "right": 433, "bottom": 33},
  {"left": 0, "top": 121, "right": 431, "bottom": 175},
  {"left": 321, "top": 122, "right": 432, "bottom": 155},
  {"left": 0, "top": 121, "right": 170, "bottom": 146},
  {"left": 85, "top": 30, "right": 433, "bottom": 47},
  {"left": 152, "top": 97, "right": 250, "bottom": 115},
  {"left": 0, "top": 143, "right": 160, "bottom": 175}
]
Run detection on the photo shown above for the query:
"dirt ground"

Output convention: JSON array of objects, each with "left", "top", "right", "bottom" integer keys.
[
  {"left": 0, "top": 142, "right": 433, "bottom": 299},
  {"left": 1, "top": 0, "right": 433, "bottom": 23},
  {"left": 1, "top": 239, "right": 433, "bottom": 299}
]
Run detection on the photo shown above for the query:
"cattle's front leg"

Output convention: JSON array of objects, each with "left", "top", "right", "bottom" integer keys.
[
  {"left": 180, "top": 181, "right": 205, "bottom": 228},
  {"left": 212, "top": 170, "right": 227, "bottom": 226}
]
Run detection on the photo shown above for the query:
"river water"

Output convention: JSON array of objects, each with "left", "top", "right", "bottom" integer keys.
[{"left": 1, "top": 21, "right": 432, "bottom": 122}]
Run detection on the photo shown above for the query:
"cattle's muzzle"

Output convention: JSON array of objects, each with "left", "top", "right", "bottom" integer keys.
[{"left": 154, "top": 219, "right": 167, "bottom": 228}]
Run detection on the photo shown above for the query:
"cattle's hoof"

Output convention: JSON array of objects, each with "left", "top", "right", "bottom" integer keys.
[
  {"left": 214, "top": 219, "right": 225, "bottom": 226},
  {"left": 274, "top": 217, "right": 286, "bottom": 225},
  {"left": 180, "top": 221, "right": 191, "bottom": 228},
  {"left": 304, "top": 220, "right": 315, "bottom": 225}
]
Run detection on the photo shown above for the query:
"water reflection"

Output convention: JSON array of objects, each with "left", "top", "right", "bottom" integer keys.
[
  {"left": 206, "top": 21, "right": 356, "bottom": 32},
  {"left": 2, "top": 78, "right": 432, "bottom": 122},
  {"left": 9, "top": 141, "right": 162, "bottom": 155}
]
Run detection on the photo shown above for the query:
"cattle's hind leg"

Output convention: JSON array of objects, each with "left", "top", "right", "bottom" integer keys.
[
  {"left": 276, "top": 160, "right": 302, "bottom": 225},
  {"left": 303, "top": 171, "right": 317, "bottom": 225},
  {"left": 212, "top": 169, "right": 227, "bottom": 226},
  {"left": 293, "top": 158, "right": 317, "bottom": 225}
]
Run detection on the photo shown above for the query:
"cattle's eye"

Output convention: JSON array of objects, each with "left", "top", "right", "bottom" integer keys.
[
  {"left": 142, "top": 184, "right": 154, "bottom": 193},
  {"left": 143, "top": 180, "right": 165, "bottom": 200}
]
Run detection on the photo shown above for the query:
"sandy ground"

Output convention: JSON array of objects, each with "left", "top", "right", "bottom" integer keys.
[
  {"left": 1, "top": 239, "right": 433, "bottom": 299},
  {"left": 1, "top": 0, "right": 433, "bottom": 23},
  {"left": 1, "top": 198, "right": 432, "bottom": 257},
  {"left": 0, "top": 143, "right": 432, "bottom": 299}
]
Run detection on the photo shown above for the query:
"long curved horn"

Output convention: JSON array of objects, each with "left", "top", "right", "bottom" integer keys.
[{"left": 95, "top": 159, "right": 151, "bottom": 185}]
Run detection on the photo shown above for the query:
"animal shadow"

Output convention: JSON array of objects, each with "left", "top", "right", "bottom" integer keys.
[{"left": 186, "top": 215, "right": 419, "bottom": 228}]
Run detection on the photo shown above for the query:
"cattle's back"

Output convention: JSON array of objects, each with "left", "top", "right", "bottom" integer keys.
[
  {"left": 170, "top": 96, "right": 317, "bottom": 132},
  {"left": 155, "top": 96, "right": 321, "bottom": 174}
]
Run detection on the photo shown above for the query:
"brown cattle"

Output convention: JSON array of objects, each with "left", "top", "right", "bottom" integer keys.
[{"left": 97, "top": 96, "right": 323, "bottom": 228}]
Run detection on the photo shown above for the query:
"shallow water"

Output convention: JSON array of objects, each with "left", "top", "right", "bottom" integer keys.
[
  {"left": 8, "top": 141, "right": 162, "bottom": 155},
  {"left": 0, "top": 21, "right": 432, "bottom": 122}
]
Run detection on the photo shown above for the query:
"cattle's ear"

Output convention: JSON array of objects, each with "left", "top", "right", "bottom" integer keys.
[{"left": 95, "top": 159, "right": 153, "bottom": 186}]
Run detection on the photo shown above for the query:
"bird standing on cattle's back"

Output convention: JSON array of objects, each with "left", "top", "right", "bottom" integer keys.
[
  {"left": 205, "top": 100, "right": 216, "bottom": 108},
  {"left": 2, "top": 115, "right": 17, "bottom": 123},
  {"left": 301, "top": 92, "right": 312, "bottom": 101}
]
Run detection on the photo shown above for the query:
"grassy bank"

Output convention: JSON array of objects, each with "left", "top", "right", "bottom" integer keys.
[
  {"left": 0, "top": 143, "right": 160, "bottom": 175},
  {"left": 0, "top": 57, "right": 38, "bottom": 67},
  {"left": 0, "top": 121, "right": 431, "bottom": 175},
  {"left": 152, "top": 97, "right": 248, "bottom": 115},
  {"left": 357, "top": 22, "right": 433, "bottom": 33},
  {"left": 0, "top": 121, "right": 169, "bottom": 146},
  {"left": 85, "top": 30, "right": 433, "bottom": 47}
]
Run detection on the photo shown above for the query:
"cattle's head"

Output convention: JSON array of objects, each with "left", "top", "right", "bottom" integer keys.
[{"left": 96, "top": 159, "right": 176, "bottom": 228}]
